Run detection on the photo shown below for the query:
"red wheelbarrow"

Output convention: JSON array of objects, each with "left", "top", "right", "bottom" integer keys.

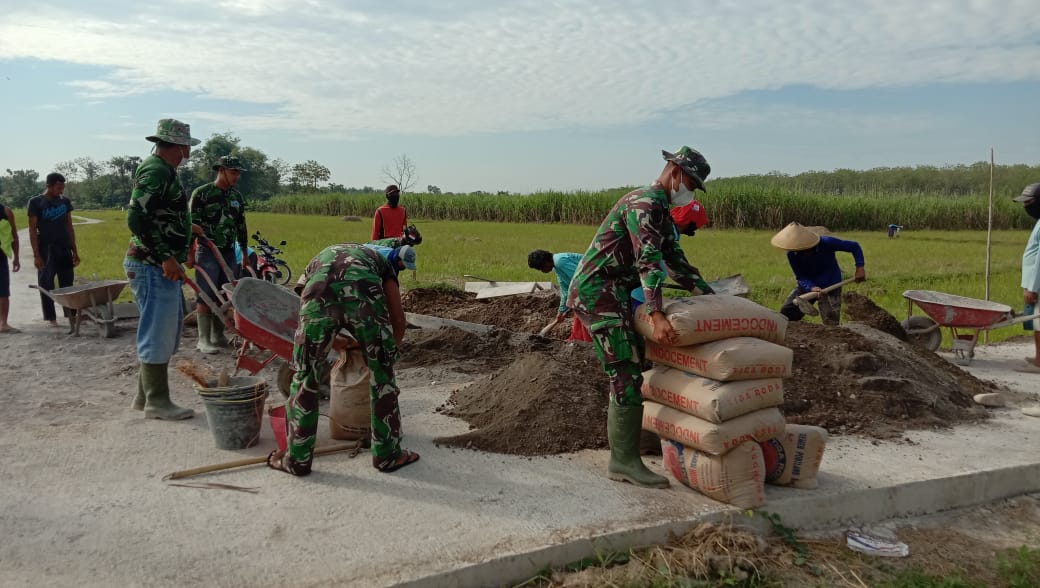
[
  {"left": 901, "top": 289, "right": 1040, "bottom": 365},
  {"left": 229, "top": 277, "right": 300, "bottom": 396}
]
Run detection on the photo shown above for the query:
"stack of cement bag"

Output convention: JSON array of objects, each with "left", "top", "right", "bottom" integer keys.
[{"left": 634, "top": 295, "right": 825, "bottom": 507}]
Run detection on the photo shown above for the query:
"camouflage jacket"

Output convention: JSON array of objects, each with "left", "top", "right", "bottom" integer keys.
[
  {"left": 126, "top": 155, "right": 192, "bottom": 265},
  {"left": 189, "top": 182, "right": 247, "bottom": 250},
  {"left": 566, "top": 185, "right": 706, "bottom": 318},
  {"left": 298, "top": 243, "right": 397, "bottom": 301}
]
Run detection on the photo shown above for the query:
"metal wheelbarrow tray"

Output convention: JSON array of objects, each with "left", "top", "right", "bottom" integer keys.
[
  {"left": 30, "top": 280, "right": 129, "bottom": 337},
  {"left": 901, "top": 289, "right": 1040, "bottom": 365}
]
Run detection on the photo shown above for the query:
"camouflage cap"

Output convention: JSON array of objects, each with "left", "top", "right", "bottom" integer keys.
[
  {"left": 212, "top": 155, "right": 248, "bottom": 171},
  {"left": 145, "top": 118, "right": 201, "bottom": 146},
  {"left": 662, "top": 146, "right": 710, "bottom": 192}
]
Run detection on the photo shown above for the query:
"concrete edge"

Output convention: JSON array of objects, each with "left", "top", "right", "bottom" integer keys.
[{"left": 393, "top": 461, "right": 1040, "bottom": 588}]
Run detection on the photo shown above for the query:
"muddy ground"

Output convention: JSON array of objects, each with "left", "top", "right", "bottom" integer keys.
[{"left": 400, "top": 288, "right": 994, "bottom": 454}]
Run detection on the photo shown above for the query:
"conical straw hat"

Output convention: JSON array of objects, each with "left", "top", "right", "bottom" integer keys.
[{"left": 771, "top": 222, "right": 821, "bottom": 251}]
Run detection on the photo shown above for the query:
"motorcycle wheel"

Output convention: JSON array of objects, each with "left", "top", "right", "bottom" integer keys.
[
  {"left": 276, "top": 261, "right": 292, "bottom": 286},
  {"left": 262, "top": 271, "right": 278, "bottom": 284}
]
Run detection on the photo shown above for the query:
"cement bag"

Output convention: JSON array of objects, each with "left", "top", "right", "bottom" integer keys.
[
  {"left": 642, "top": 401, "right": 786, "bottom": 456},
  {"left": 634, "top": 295, "right": 787, "bottom": 346},
  {"left": 760, "top": 424, "right": 829, "bottom": 489},
  {"left": 641, "top": 366, "right": 783, "bottom": 423},
  {"left": 662, "top": 439, "right": 766, "bottom": 508},
  {"left": 328, "top": 348, "right": 371, "bottom": 441},
  {"left": 645, "top": 338, "right": 793, "bottom": 381}
]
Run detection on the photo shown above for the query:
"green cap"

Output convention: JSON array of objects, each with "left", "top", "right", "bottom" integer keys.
[
  {"left": 145, "top": 118, "right": 201, "bottom": 146},
  {"left": 212, "top": 155, "right": 248, "bottom": 171}
]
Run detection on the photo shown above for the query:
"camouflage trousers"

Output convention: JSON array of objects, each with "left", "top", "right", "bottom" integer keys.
[
  {"left": 573, "top": 308, "right": 646, "bottom": 407},
  {"left": 284, "top": 292, "right": 402, "bottom": 475}
]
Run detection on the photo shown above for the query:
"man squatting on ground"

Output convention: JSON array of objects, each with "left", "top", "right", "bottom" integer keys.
[
  {"left": 189, "top": 155, "right": 250, "bottom": 355},
  {"left": 1015, "top": 182, "right": 1040, "bottom": 376},
  {"left": 771, "top": 222, "right": 866, "bottom": 326},
  {"left": 0, "top": 202, "right": 20, "bottom": 333},
  {"left": 27, "top": 173, "right": 80, "bottom": 326},
  {"left": 125, "top": 118, "right": 203, "bottom": 421},
  {"left": 267, "top": 243, "right": 420, "bottom": 476},
  {"left": 567, "top": 146, "right": 714, "bottom": 489}
]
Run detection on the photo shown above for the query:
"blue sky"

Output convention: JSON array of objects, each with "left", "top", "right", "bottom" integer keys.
[{"left": 1, "top": 0, "right": 1038, "bottom": 193}]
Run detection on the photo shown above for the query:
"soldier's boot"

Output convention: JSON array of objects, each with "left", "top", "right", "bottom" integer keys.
[
  {"left": 607, "top": 403, "right": 669, "bottom": 488},
  {"left": 210, "top": 315, "right": 230, "bottom": 348},
  {"left": 141, "top": 363, "right": 195, "bottom": 421},
  {"left": 195, "top": 313, "right": 220, "bottom": 355},
  {"left": 131, "top": 370, "right": 145, "bottom": 411}
]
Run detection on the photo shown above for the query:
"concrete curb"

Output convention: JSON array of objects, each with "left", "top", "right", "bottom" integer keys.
[{"left": 395, "top": 461, "right": 1040, "bottom": 588}]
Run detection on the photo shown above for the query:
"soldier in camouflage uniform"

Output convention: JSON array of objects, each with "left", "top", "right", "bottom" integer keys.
[
  {"left": 267, "top": 243, "right": 420, "bottom": 476},
  {"left": 125, "top": 118, "right": 202, "bottom": 421},
  {"left": 567, "top": 146, "right": 713, "bottom": 488},
  {"left": 189, "top": 155, "right": 249, "bottom": 354}
]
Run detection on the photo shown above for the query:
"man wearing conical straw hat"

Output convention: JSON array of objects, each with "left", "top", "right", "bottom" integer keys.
[
  {"left": 567, "top": 146, "right": 714, "bottom": 489},
  {"left": 771, "top": 222, "right": 866, "bottom": 325}
]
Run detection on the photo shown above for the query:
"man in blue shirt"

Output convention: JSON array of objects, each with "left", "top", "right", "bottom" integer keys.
[
  {"left": 528, "top": 249, "right": 588, "bottom": 340},
  {"left": 771, "top": 222, "right": 866, "bottom": 325}
]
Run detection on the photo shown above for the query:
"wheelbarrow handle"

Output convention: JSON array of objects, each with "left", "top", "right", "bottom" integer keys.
[{"left": 194, "top": 235, "right": 239, "bottom": 283}]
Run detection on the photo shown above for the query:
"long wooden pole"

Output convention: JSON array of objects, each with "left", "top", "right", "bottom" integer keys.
[
  {"left": 985, "top": 147, "right": 995, "bottom": 344},
  {"left": 162, "top": 442, "right": 360, "bottom": 481}
]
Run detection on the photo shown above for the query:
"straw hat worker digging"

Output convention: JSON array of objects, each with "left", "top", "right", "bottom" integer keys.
[{"left": 771, "top": 222, "right": 866, "bottom": 325}]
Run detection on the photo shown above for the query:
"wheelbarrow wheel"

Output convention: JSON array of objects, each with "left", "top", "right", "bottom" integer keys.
[{"left": 902, "top": 315, "right": 941, "bottom": 351}]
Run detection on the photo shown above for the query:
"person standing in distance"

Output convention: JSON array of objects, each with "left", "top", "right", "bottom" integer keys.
[{"left": 27, "top": 173, "right": 79, "bottom": 327}]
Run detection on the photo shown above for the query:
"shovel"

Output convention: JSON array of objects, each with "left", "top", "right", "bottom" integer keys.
[
  {"left": 538, "top": 321, "right": 558, "bottom": 337},
  {"left": 794, "top": 278, "right": 856, "bottom": 316},
  {"left": 463, "top": 274, "right": 497, "bottom": 286}
]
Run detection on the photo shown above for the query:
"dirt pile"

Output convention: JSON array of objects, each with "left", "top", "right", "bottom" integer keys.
[{"left": 400, "top": 288, "right": 994, "bottom": 452}]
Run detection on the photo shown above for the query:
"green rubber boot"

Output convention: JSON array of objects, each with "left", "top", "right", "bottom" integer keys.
[
  {"left": 195, "top": 313, "right": 220, "bottom": 355},
  {"left": 131, "top": 371, "right": 145, "bottom": 411},
  {"left": 607, "top": 403, "right": 669, "bottom": 488},
  {"left": 210, "top": 314, "right": 229, "bottom": 348},
  {"left": 141, "top": 363, "right": 195, "bottom": 420}
]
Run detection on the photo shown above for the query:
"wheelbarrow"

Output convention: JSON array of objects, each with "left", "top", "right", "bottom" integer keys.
[
  {"left": 901, "top": 289, "right": 1040, "bottom": 365},
  {"left": 30, "top": 280, "right": 129, "bottom": 337},
  {"left": 229, "top": 277, "right": 347, "bottom": 398}
]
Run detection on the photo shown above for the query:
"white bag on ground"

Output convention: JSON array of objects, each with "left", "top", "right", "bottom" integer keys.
[
  {"left": 634, "top": 295, "right": 788, "bottom": 346},
  {"left": 646, "top": 338, "right": 793, "bottom": 381},
  {"left": 328, "top": 348, "right": 371, "bottom": 441},
  {"left": 642, "top": 366, "right": 783, "bottom": 423},
  {"left": 662, "top": 439, "right": 766, "bottom": 508},
  {"left": 642, "top": 401, "right": 786, "bottom": 456},
  {"left": 760, "top": 424, "right": 829, "bottom": 489}
]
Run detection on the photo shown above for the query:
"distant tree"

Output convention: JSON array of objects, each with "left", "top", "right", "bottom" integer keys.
[
  {"left": 382, "top": 154, "right": 416, "bottom": 192},
  {"left": 53, "top": 160, "right": 79, "bottom": 182},
  {"left": 108, "top": 156, "right": 142, "bottom": 204},
  {"left": 0, "top": 168, "right": 42, "bottom": 204},
  {"left": 291, "top": 160, "right": 331, "bottom": 191},
  {"left": 427, "top": 184, "right": 441, "bottom": 195}
]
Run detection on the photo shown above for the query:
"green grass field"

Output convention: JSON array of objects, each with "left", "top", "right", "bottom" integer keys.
[{"left": 16, "top": 210, "right": 1033, "bottom": 344}]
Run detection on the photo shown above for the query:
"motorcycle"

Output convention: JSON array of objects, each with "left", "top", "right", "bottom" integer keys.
[{"left": 250, "top": 231, "right": 292, "bottom": 286}]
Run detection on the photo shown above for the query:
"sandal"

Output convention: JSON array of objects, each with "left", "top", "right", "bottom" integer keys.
[
  {"left": 1014, "top": 362, "right": 1040, "bottom": 374},
  {"left": 267, "top": 450, "right": 312, "bottom": 476},
  {"left": 374, "top": 450, "right": 420, "bottom": 473}
]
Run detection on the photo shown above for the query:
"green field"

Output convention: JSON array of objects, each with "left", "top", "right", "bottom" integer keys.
[{"left": 17, "top": 210, "right": 1032, "bottom": 345}]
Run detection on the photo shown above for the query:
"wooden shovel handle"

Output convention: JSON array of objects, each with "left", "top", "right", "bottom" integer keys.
[
  {"left": 162, "top": 442, "right": 360, "bottom": 481},
  {"left": 798, "top": 277, "right": 856, "bottom": 300}
]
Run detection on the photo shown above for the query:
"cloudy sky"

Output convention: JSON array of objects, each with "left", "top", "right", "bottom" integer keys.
[{"left": 1, "top": 0, "right": 1038, "bottom": 193}]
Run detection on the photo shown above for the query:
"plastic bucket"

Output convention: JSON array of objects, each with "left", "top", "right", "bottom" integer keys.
[
  {"left": 269, "top": 404, "right": 287, "bottom": 452},
  {"left": 197, "top": 377, "right": 269, "bottom": 450}
]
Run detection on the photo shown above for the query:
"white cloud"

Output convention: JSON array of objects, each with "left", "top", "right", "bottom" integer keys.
[{"left": 0, "top": 0, "right": 1037, "bottom": 138}]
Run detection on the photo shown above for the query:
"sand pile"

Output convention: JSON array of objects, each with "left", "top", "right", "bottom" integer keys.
[{"left": 399, "top": 289, "right": 993, "bottom": 453}]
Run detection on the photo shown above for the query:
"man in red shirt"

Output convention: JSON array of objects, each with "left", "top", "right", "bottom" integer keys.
[{"left": 371, "top": 185, "right": 408, "bottom": 240}]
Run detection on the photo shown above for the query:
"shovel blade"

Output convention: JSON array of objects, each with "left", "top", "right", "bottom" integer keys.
[{"left": 795, "top": 296, "right": 819, "bottom": 316}]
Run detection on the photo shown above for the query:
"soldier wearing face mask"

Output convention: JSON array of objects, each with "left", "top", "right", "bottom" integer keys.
[
  {"left": 1015, "top": 183, "right": 1040, "bottom": 380},
  {"left": 566, "top": 145, "right": 713, "bottom": 490},
  {"left": 371, "top": 184, "right": 408, "bottom": 241}
]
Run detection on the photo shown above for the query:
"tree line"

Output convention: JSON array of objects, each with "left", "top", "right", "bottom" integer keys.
[{"left": 0, "top": 133, "right": 339, "bottom": 209}]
